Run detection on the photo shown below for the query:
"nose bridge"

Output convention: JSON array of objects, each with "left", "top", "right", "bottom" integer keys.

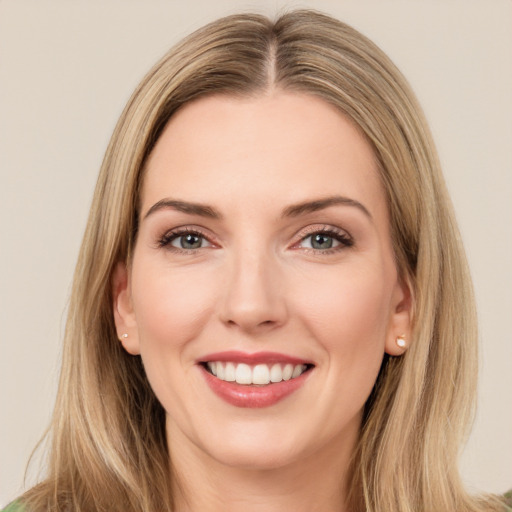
[{"left": 220, "top": 239, "right": 286, "bottom": 331}]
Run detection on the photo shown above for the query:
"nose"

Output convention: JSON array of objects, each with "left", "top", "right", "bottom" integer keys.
[{"left": 219, "top": 246, "right": 288, "bottom": 334}]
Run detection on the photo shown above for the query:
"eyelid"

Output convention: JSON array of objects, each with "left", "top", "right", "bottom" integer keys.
[
  {"left": 157, "top": 225, "right": 218, "bottom": 251},
  {"left": 156, "top": 223, "right": 353, "bottom": 254},
  {"left": 290, "top": 224, "right": 354, "bottom": 251}
]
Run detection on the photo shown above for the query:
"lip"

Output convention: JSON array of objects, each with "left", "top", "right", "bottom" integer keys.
[
  {"left": 197, "top": 351, "right": 314, "bottom": 408},
  {"left": 198, "top": 350, "right": 313, "bottom": 366}
]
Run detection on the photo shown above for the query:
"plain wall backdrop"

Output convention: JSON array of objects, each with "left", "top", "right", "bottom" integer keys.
[{"left": 1, "top": 0, "right": 511, "bottom": 506}]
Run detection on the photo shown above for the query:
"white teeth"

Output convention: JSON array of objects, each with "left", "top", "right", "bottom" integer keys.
[
  {"left": 207, "top": 361, "right": 217, "bottom": 376},
  {"left": 206, "top": 361, "right": 308, "bottom": 385},
  {"left": 224, "top": 362, "right": 236, "bottom": 382},
  {"left": 253, "top": 364, "right": 270, "bottom": 385},
  {"left": 216, "top": 362, "right": 225, "bottom": 380},
  {"left": 291, "top": 364, "right": 303, "bottom": 378},
  {"left": 282, "top": 363, "right": 293, "bottom": 381},
  {"left": 235, "top": 363, "right": 252, "bottom": 384},
  {"left": 269, "top": 363, "right": 283, "bottom": 383}
]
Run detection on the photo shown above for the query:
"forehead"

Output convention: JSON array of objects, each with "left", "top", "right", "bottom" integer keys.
[{"left": 141, "top": 92, "right": 386, "bottom": 220}]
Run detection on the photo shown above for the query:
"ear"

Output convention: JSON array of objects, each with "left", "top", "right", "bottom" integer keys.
[
  {"left": 112, "top": 262, "right": 140, "bottom": 355},
  {"left": 384, "top": 274, "right": 414, "bottom": 356}
]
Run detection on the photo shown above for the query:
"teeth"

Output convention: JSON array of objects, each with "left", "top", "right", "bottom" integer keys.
[
  {"left": 292, "top": 365, "right": 303, "bottom": 378},
  {"left": 216, "top": 362, "right": 226, "bottom": 380},
  {"left": 224, "top": 362, "right": 236, "bottom": 382},
  {"left": 206, "top": 361, "right": 308, "bottom": 385},
  {"left": 282, "top": 363, "right": 293, "bottom": 381},
  {"left": 253, "top": 364, "right": 270, "bottom": 385},
  {"left": 235, "top": 363, "right": 252, "bottom": 384},
  {"left": 207, "top": 361, "right": 217, "bottom": 376},
  {"left": 269, "top": 363, "right": 282, "bottom": 383}
]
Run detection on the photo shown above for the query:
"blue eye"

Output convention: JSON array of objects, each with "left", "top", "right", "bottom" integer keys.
[
  {"left": 171, "top": 233, "right": 208, "bottom": 249},
  {"left": 159, "top": 230, "right": 212, "bottom": 251},
  {"left": 298, "top": 230, "right": 353, "bottom": 251},
  {"left": 304, "top": 233, "right": 337, "bottom": 249}
]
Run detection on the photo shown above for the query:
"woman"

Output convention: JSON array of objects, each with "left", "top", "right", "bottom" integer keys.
[{"left": 5, "top": 9, "right": 509, "bottom": 512}]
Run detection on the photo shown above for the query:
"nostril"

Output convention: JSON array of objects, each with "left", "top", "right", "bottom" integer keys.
[{"left": 224, "top": 318, "right": 277, "bottom": 329}]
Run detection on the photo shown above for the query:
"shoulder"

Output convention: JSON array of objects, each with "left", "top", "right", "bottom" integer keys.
[
  {"left": 1, "top": 502, "right": 24, "bottom": 512},
  {"left": 504, "top": 489, "right": 512, "bottom": 510},
  {"left": 503, "top": 489, "right": 512, "bottom": 512}
]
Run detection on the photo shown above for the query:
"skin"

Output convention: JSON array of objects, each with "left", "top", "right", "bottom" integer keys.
[{"left": 113, "top": 91, "right": 411, "bottom": 512}]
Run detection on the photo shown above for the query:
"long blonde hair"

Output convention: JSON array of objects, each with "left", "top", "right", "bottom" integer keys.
[{"left": 22, "top": 10, "right": 503, "bottom": 512}]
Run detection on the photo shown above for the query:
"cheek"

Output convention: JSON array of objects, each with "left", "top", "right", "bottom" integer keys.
[
  {"left": 130, "top": 256, "right": 219, "bottom": 354},
  {"left": 129, "top": 257, "right": 222, "bottom": 420},
  {"left": 299, "top": 266, "right": 395, "bottom": 424},
  {"left": 291, "top": 261, "right": 394, "bottom": 389},
  {"left": 297, "top": 265, "right": 391, "bottom": 336}
]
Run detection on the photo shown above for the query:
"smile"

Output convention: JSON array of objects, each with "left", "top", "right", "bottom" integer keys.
[
  {"left": 205, "top": 361, "right": 309, "bottom": 385},
  {"left": 198, "top": 351, "right": 314, "bottom": 408}
]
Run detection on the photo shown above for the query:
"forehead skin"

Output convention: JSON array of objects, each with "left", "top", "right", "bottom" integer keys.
[{"left": 141, "top": 92, "right": 387, "bottom": 233}]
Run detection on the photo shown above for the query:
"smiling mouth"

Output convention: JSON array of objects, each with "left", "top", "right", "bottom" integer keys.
[{"left": 201, "top": 361, "right": 313, "bottom": 386}]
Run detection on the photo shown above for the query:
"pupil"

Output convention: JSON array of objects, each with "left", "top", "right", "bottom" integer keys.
[
  {"left": 182, "top": 234, "right": 201, "bottom": 249},
  {"left": 312, "top": 234, "right": 333, "bottom": 249}
]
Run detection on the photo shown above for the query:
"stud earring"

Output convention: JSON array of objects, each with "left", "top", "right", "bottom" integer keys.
[
  {"left": 121, "top": 333, "right": 128, "bottom": 339},
  {"left": 396, "top": 336, "right": 406, "bottom": 348}
]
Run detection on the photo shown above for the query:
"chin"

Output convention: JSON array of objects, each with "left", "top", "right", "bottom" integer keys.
[
  {"left": 209, "top": 440, "right": 304, "bottom": 471},
  {"left": 194, "top": 418, "right": 322, "bottom": 471}
]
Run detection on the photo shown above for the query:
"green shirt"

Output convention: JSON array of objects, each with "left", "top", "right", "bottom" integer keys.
[
  {"left": 3, "top": 495, "right": 512, "bottom": 511},
  {"left": 1, "top": 503, "right": 23, "bottom": 512}
]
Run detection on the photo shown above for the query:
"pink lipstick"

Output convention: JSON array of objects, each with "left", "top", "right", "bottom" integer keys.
[{"left": 198, "top": 351, "right": 313, "bottom": 408}]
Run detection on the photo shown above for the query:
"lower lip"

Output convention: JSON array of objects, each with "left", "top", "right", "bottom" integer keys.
[{"left": 200, "top": 365, "right": 311, "bottom": 408}]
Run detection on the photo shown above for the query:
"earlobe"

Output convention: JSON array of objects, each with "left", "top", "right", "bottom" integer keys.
[
  {"left": 385, "top": 275, "right": 414, "bottom": 356},
  {"left": 112, "top": 262, "right": 140, "bottom": 355}
]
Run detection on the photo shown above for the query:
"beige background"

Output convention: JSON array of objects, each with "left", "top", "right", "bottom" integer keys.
[{"left": 1, "top": 0, "right": 511, "bottom": 505}]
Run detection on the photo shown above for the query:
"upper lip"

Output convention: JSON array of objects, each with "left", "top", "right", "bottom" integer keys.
[{"left": 198, "top": 350, "right": 314, "bottom": 366}]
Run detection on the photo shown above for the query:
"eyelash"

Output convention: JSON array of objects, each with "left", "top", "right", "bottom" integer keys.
[
  {"left": 157, "top": 227, "right": 212, "bottom": 254},
  {"left": 157, "top": 225, "right": 354, "bottom": 255},
  {"left": 293, "top": 226, "right": 354, "bottom": 254}
]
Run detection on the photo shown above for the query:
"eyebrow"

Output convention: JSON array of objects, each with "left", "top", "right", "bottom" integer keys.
[
  {"left": 143, "top": 199, "right": 222, "bottom": 220},
  {"left": 282, "top": 195, "right": 372, "bottom": 220},
  {"left": 143, "top": 195, "right": 372, "bottom": 221}
]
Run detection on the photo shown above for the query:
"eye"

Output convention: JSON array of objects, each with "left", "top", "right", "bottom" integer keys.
[
  {"left": 296, "top": 228, "right": 353, "bottom": 252},
  {"left": 302, "top": 233, "right": 339, "bottom": 250},
  {"left": 158, "top": 229, "right": 212, "bottom": 251},
  {"left": 171, "top": 232, "right": 210, "bottom": 250}
]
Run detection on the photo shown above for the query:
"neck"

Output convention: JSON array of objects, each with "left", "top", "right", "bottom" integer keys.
[{"left": 168, "top": 424, "right": 358, "bottom": 512}]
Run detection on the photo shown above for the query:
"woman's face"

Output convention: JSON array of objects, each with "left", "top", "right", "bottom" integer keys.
[{"left": 114, "top": 92, "right": 411, "bottom": 471}]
